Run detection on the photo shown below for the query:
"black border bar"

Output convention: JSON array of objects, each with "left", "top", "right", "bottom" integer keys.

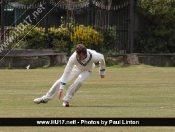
[{"left": 0, "top": 118, "right": 175, "bottom": 126}]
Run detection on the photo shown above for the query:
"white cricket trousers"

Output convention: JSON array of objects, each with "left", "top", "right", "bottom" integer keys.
[{"left": 42, "top": 68, "right": 91, "bottom": 102}]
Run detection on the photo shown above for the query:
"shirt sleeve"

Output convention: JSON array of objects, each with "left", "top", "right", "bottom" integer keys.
[
  {"left": 59, "top": 53, "right": 75, "bottom": 90},
  {"left": 91, "top": 50, "right": 106, "bottom": 76},
  {"left": 98, "top": 54, "right": 106, "bottom": 76}
]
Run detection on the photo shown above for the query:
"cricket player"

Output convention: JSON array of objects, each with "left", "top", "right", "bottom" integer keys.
[{"left": 34, "top": 44, "right": 106, "bottom": 107}]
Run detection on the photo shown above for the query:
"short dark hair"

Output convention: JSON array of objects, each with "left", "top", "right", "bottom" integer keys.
[{"left": 76, "top": 44, "right": 87, "bottom": 55}]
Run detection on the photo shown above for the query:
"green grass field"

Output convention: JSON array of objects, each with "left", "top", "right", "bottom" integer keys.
[{"left": 0, "top": 65, "right": 175, "bottom": 132}]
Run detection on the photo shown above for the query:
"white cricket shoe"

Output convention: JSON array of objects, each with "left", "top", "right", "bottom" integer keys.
[
  {"left": 62, "top": 101, "right": 69, "bottom": 107},
  {"left": 34, "top": 98, "right": 47, "bottom": 104}
]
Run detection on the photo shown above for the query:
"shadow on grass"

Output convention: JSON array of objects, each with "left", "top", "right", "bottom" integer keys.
[
  {"left": 70, "top": 105, "right": 131, "bottom": 107},
  {"left": 57, "top": 105, "right": 174, "bottom": 108}
]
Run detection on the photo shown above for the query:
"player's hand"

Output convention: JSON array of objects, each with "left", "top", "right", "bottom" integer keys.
[
  {"left": 58, "top": 89, "right": 63, "bottom": 99},
  {"left": 100, "top": 75, "right": 105, "bottom": 78}
]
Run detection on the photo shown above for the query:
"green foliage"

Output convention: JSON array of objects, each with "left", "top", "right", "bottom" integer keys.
[
  {"left": 103, "top": 26, "right": 117, "bottom": 52},
  {"left": 9, "top": 24, "right": 69, "bottom": 51},
  {"left": 4, "top": 41, "right": 26, "bottom": 49},
  {"left": 52, "top": 39, "right": 68, "bottom": 52},
  {"left": 135, "top": 0, "right": 175, "bottom": 53},
  {"left": 48, "top": 27, "right": 69, "bottom": 52},
  {"left": 10, "top": 24, "right": 47, "bottom": 49},
  {"left": 135, "top": 25, "right": 175, "bottom": 53},
  {"left": 136, "top": 0, "right": 175, "bottom": 25},
  {"left": 8, "top": 23, "right": 105, "bottom": 53},
  {"left": 70, "top": 25, "right": 104, "bottom": 51},
  {"left": 25, "top": 27, "right": 47, "bottom": 49}
]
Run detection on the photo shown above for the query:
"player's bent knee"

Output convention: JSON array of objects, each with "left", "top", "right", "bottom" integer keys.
[{"left": 77, "top": 81, "right": 82, "bottom": 86}]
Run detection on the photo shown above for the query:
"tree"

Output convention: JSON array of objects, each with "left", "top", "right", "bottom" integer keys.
[
  {"left": 135, "top": 0, "right": 175, "bottom": 53},
  {"left": 136, "top": 0, "right": 175, "bottom": 26}
]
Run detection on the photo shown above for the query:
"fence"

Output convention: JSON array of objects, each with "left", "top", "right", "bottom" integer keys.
[{"left": 0, "top": 0, "right": 145, "bottom": 54}]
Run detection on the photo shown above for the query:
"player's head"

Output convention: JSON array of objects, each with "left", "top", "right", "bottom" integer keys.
[{"left": 76, "top": 44, "right": 87, "bottom": 60}]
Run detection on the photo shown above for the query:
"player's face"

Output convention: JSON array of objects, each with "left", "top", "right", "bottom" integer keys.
[{"left": 77, "top": 53, "right": 87, "bottom": 61}]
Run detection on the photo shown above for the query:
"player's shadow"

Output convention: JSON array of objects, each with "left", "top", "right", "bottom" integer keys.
[
  {"left": 66, "top": 105, "right": 168, "bottom": 108},
  {"left": 67, "top": 105, "right": 133, "bottom": 107}
]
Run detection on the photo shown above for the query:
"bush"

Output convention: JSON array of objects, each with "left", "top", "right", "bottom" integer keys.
[
  {"left": 103, "top": 26, "right": 117, "bottom": 52},
  {"left": 9, "top": 24, "right": 69, "bottom": 52},
  {"left": 48, "top": 27, "right": 69, "bottom": 52},
  {"left": 134, "top": 25, "right": 175, "bottom": 53},
  {"left": 135, "top": 0, "right": 175, "bottom": 53},
  {"left": 70, "top": 25, "right": 104, "bottom": 51},
  {"left": 9, "top": 24, "right": 47, "bottom": 49},
  {"left": 8, "top": 23, "right": 105, "bottom": 54}
]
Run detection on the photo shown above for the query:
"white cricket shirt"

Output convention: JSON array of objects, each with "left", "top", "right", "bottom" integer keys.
[{"left": 60, "top": 49, "right": 106, "bottom": 90}]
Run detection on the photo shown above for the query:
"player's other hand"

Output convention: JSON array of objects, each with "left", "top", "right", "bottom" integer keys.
[
  {"left": 100, "top": 75, "right": 105, "bottom": 78},
  {"left": 58, "top": 89, "right": 63, "bottom": 99}
]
